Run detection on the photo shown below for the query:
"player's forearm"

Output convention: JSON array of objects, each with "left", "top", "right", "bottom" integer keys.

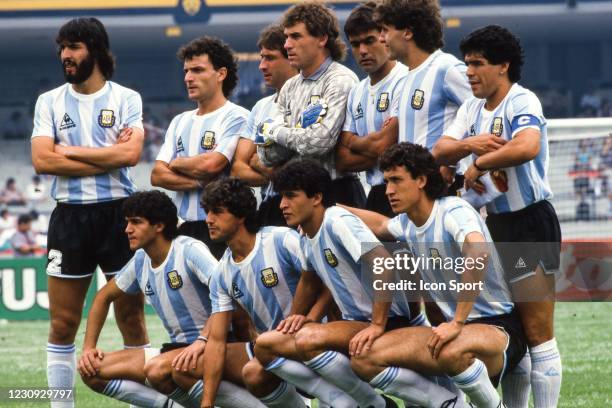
[
  {"left": 170, "top": 156, "right": 226, "bottom": 180},
  {"left": 202, "top": 340, "right": 226, "bottom": 407},
  {"left": 151, "top": 165, "right": 200, "bottom": 191},
  {"left": 33, "top": 150, "right": 106, "bottom": 177},
  {"left": 349, "top": 121, "right": 398, "bottom": 157},
  {"left": 335, "top": 145, "right": 378, "bottom": 173},
  {"left": 230, "top": 161, "right": 269, "bottom": 186},
  {"left": 371, "top": 301, "right": 390, "bottom": 328},
  {"left": 289, "top": 275, "right": 321, "bottom": 316},
  {"left": 306, "top": 287, "right": 333, "bottom": 323},
  {"left": 63, "top": 144, "right": 141, "bottom": 169},
  {"left": 475, "top": 135, "right": 540, "bottom": 170},
  {"left": 432, "top": 137, "right": 472, "bottom": 165},
  {"left": 273, "top": 118, "right": 341, "bottom": 157},
  {"left": 340, "top": 205, "right": 393, "bottom": 241}
]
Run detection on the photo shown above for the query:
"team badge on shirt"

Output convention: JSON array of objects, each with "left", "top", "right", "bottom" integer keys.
[
  {"left": 176, "top": 136, "right": 185, "bottom": 153},
  {"left": 324, "top": 248, "right": 338, "bottom": 267},
  {"left": 167, "top": 270, "right": 183, "bottom": 290},
  {"left": 145, "top": 281, "right": 155, "bottom": 296},
  {"left": 377, "top": 92, "right": 390, "bottom": 112},
  {"left": 232, "top": 282, "right": 244, "bottom": 299},
  {"left": 98, "top": 109, "right": 115, "bottom": 128},
  {"left": 411, "top": 89, "right": 425, "bottom": 110},
  {"left": 260, "top": 267, "right": 279, "bottom": 288},
  {"left": 201, "top": 131, "right": 216, "bottom": 150},
  {"left": 491, "top": 117, "right": 504, "bottom": 136}
]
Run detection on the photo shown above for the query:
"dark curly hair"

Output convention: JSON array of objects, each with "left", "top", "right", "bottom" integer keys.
[
  {"left": 56, "top": 17, "right": 115, "bottom": 79},
  {"left": 282, "top": 2, "right": 347, "bottom": 61},
  {"left": 374, "top": 0, "right": 443, "bottom": 53},
  {"left": 272, "top": 159, "right": 334, "bottom": 208},
  {"left": 380, "top": 143, "right": 447, "bottom": 199},
  {"left": 258, "top": 24, "right": 288, "bottom": 58},
  {"left": 123, "top": 190, "right": 178, "bottom": 240},
  {"left": 460, "top": 25, "right": 524, "bottom": 83},
  {"left": 344, "top": 2, "right": 379, "bottom": 38},
  {"left": 177, "top": 36, "right": 239, "bottom": 97},
  {"left": 200, "top": 177, "right": 259, "bottom": 233}
]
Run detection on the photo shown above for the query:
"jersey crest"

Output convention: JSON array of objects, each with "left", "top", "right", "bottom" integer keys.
[
  {"left": 324, "top": 248, "right": 338, "bottom": 267},
  {"left": 411, "top": 89, "right": 425, "bottom": 110},
  {"left": 491, "top": 117, "right": 504, "bottom": 136},
  {"left": 260, "top": 267, "right": 279, "bottom": 288},
  {"left": 377, "top": 92, "right": 390, "bottom": 112},
  {"left": 167, "top": 270, "right": 183, "bottom": 290},
  {"left": 98, "top": 109, "right": 115, "bottom": 128},
  {"left": 201, "top": 131, "right": 216, "bottom": 150}
]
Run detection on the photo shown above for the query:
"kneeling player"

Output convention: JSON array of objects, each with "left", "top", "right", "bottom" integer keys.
[
  {"left": 345, "top": 143, "right": 526, "bottom": 408},
  {"left": 177, "top": 178, "right": 354, "bottom": 408},
  {"left": 253, "top": 160, "right": 467, "bottom": 408},
  {"left": 77, "top": 191, "right": 260, "bottom": 408}
]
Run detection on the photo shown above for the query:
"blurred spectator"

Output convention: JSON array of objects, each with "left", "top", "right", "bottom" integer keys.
[
  {"left": 574, "top": 142, "right": 593, "bottom": 172},
  {"left": 602, "top": 134, "right": 612, "bottom": 169},
  {"left": 25, "top": 175, "right": 47, "bottom": 205},
  {"left": 0, "top": 208, "right": 16, "bottom": 232},
  {"left": 10, "top": 214, "right": 39, "bottom": 257},
  {"left": 580, "top": 87, "right": 601, "bottom": 113},
  {"left": 599, "top": 98, "right": 612, "bottom": 117},
  {"left": 0, "top": 178, "right": 26, "bottom": 206},
  {"left": 2, "top": 110, "right": 30, "bottom": 140}
]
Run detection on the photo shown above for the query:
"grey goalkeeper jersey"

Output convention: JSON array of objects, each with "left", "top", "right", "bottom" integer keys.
[{"left": 271, "top": 58, "right": 358, "bottom": 179}]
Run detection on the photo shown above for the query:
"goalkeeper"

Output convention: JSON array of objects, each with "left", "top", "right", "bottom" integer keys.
[{"left": 255, "top": 2, "right": 365, "bottom": 207}]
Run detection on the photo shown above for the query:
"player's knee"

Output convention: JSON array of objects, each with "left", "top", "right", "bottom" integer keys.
[
  {"left": 437, "top": 346, "right": 471, "bottom": 375},
  {"left": 242, "top": 359, "right": 272, "bottom": 395},
  {"left": 350, "top": 353, "right": 378, "bottom": 381},
  {"left": 49, "top": 315, "right": 80, "bottom": 343},
  {"left": 144, "top": 357, "right": 172, "bottom": 388},
  {"left": 253, "top": 331, "right": 281, "bottom": 363},
  {"left": 294, "top": 325, "right": 323, "bottom": 357},
  {"left": 171, "top": 367, "right": 197, "bottom": 390},
  {"left": 521, "top": 319, "right": 553, "bottom": 347}
]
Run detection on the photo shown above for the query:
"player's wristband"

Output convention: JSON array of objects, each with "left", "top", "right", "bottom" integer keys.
[
  {"left": 473, "top": 160, "right": 486, "bottom": 172},
  {"left": 196, "top": 335, "right": 208, "bottom": 343}
]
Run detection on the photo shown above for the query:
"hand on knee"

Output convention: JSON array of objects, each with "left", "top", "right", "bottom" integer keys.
[
  {"left": 144, "top": 358, "right": 172, "bottom": 389},
  {"left": 293, "top": 326, "right": 321, "bottom": 360},
  {"left": 80, "top": 373, "right": 106, "bottom": 393}
]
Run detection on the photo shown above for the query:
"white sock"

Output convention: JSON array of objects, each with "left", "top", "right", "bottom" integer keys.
[
  {"left": 265, "top": 357, "right": 357, "bottom": 407},
  {"left": 305, "top": 351, "right": 385, "bottom": 408},
  {"left": 47, "top": 343, "right": 76, "bottom": 408},
  {"left": 452, "top": 359, "right": 501, "bottom": 408},
  {"left": 371, "top": 366, "right": 470, "bottom": 407},
  {"left": 185, "top": 379, "right": 265, "bottom": 408},
  {"left": 168, "top": 387, "right": 193, "bottom": 407},
  {"left": 502, "top": 351, "right": 531, "bottom": 408},
  {"left": 530, "top": 338, "right": 562, "bottom": 408},
  {"left": 123, "top": 343, "right": 152, "bottom": 408},
  {"left": 259, "top": 381, "right": 307, "bottom": 407},
  {"left": 102, "top": 379, "right": 169, "bottom": 407}
]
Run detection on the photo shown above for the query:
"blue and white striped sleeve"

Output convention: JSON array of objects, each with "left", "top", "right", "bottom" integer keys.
[
  {"left": 215, "top": 109, "right": 248, "bottom": 161},
  {"left": 443, "top": 63, "right": 471, "bottom": 107},
  {"left": 156, "top": 116, "right": 180, "bottom": 163},
  {"left": 508, "top": 93, "right": 544, "bottom": 138},
  {"left": 114, "top": 256, "right": 140, "bottom": 294},
  {"left": 282, "top": 229, "right": 308, "bottom": 272},
  {"left": 444, "top": 101, "right": 470, "bottom": 140},
  {"left": 31, "top": 94, "right": 55, "bottom": 139},
  {"left": 443, "top": 203, "right": 485, "bottom": 246},
  {"left": 390, "top": 76, "right": 407, "bottom": 118},
  {"left": 342, "top": 86, "right": 357, "bottom": 133},
  {"left": 184, "top": 241, "right": 218, "bottom": 286},
  {"left": 331, "top": 214, "right": 381, "bottom": 263},
  {"left": 123, "top": 90, "right": 144, "bottom": 130},
  {"left": 245, "top": 105, "right": 258, "bottom": 141},
  {"left": 209, "top": 266, "right": 235, "bottom": 314},
  {"left": 386, "top": 214, "right": 407, "bottom": 242}
]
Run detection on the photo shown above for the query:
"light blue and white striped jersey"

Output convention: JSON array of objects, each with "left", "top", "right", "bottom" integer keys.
[
  {"left": 445, "top": 83, "right": 552, "bottom": 213},
  {"left": 209, "top": 227, "right": 303, "bottom": 333},
  {"left": 115, "top": 235, "right": 217, "bottom": 343},
  {"left": 343, "top": 63, "right": 408, "bottom": 186},
  {"left": 301, "top": 206, "right": 414, "bottom": 321},
  {"left": 156, "top": 102, "right": 248, "bottom": 221},
  {"left": 245, "top": 94, "right": 279, "bottom": 202},
  {"left": 392, "top": 50, "right": 471, "bottom": 150},
  {"left": 386, "top": 196, "right": 513, "bottom": 320},
  {"left": 31, "top": 82, "right": 143, "bottom": 204}
]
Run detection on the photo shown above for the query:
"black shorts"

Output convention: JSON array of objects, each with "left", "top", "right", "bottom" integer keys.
[
  {"left": 160, "top": 342, "right": 190, "bottom": 354},
  {"left": 365, "top": 184, "right": 394, "bottom": 218},
  {"left": 332, "top": 176, "right": 366, "bottom": 208},
  {"left": 46, "top": 199, "right": 132, "bottom": 278},
  {"left": 446, "top": 174, "right": 465, "bottom": 197},
  {"left": 177, "top": 221, "right": 227, "bottom": 260},
  {"left": 486, "top": 200, "right": 562, "bottom": 283},
  {"left": 467, "top": 309, "right": 527, "bottom": 387},
  {"left": 257, "top": 194, "right": 287, "bottom": 227}
]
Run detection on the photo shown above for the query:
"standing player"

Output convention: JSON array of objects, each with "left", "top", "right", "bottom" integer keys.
[
  {"left": 374, "top": 0, "right": 472, "bottom": 190},
  {"left": 151, "top": 36, "right": 248, "bottom": 259},
  {"left": 77, "top": 190, "right": 259, "bottom": 408},
  {"left": 336, "top": 2, "right": 407, "bottom": 217},
  {"left": 433, "top": 26, "right": 562, "bottom": 408},
  {"left": 345, "top": 143, "right": 525, "bottom": 408},
  {"left": 256, "top": 2, "right": 365, "bottom": 207},
  {"left": 31, "top": 18, "right": 148, "bottom": 407},
  {"left": 177, "top": 178, "right": 353, "bottom": 407},
  {"left": 231, "top": 24, "right": 298, "bottom": 226},
  {"left": 254, "top": 159, "right": 430, "bottom": 408}
]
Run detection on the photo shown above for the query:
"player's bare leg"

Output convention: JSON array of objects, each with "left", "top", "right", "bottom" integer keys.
[
  {"left": 145, "top": 348, "right": 185, "bottom": 394},
  {"left": 47, "top": 276, "right": 93, "bottom": 408},
  {"left": 78, "top": 348, "right": 174, "bottom": 407},
  {"left": 510, "top": 266, "right": 560, "bottom": 408},
  {"left": 171, "top": 342, "right": 267, "bottom": 407},
  {"left": 351, "top": 325, "right": 507, "bottom": 408}
]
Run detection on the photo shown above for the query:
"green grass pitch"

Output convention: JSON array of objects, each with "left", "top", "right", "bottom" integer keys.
[{"left": 0, "top": 302, "right": 610, "bottom": 407}]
